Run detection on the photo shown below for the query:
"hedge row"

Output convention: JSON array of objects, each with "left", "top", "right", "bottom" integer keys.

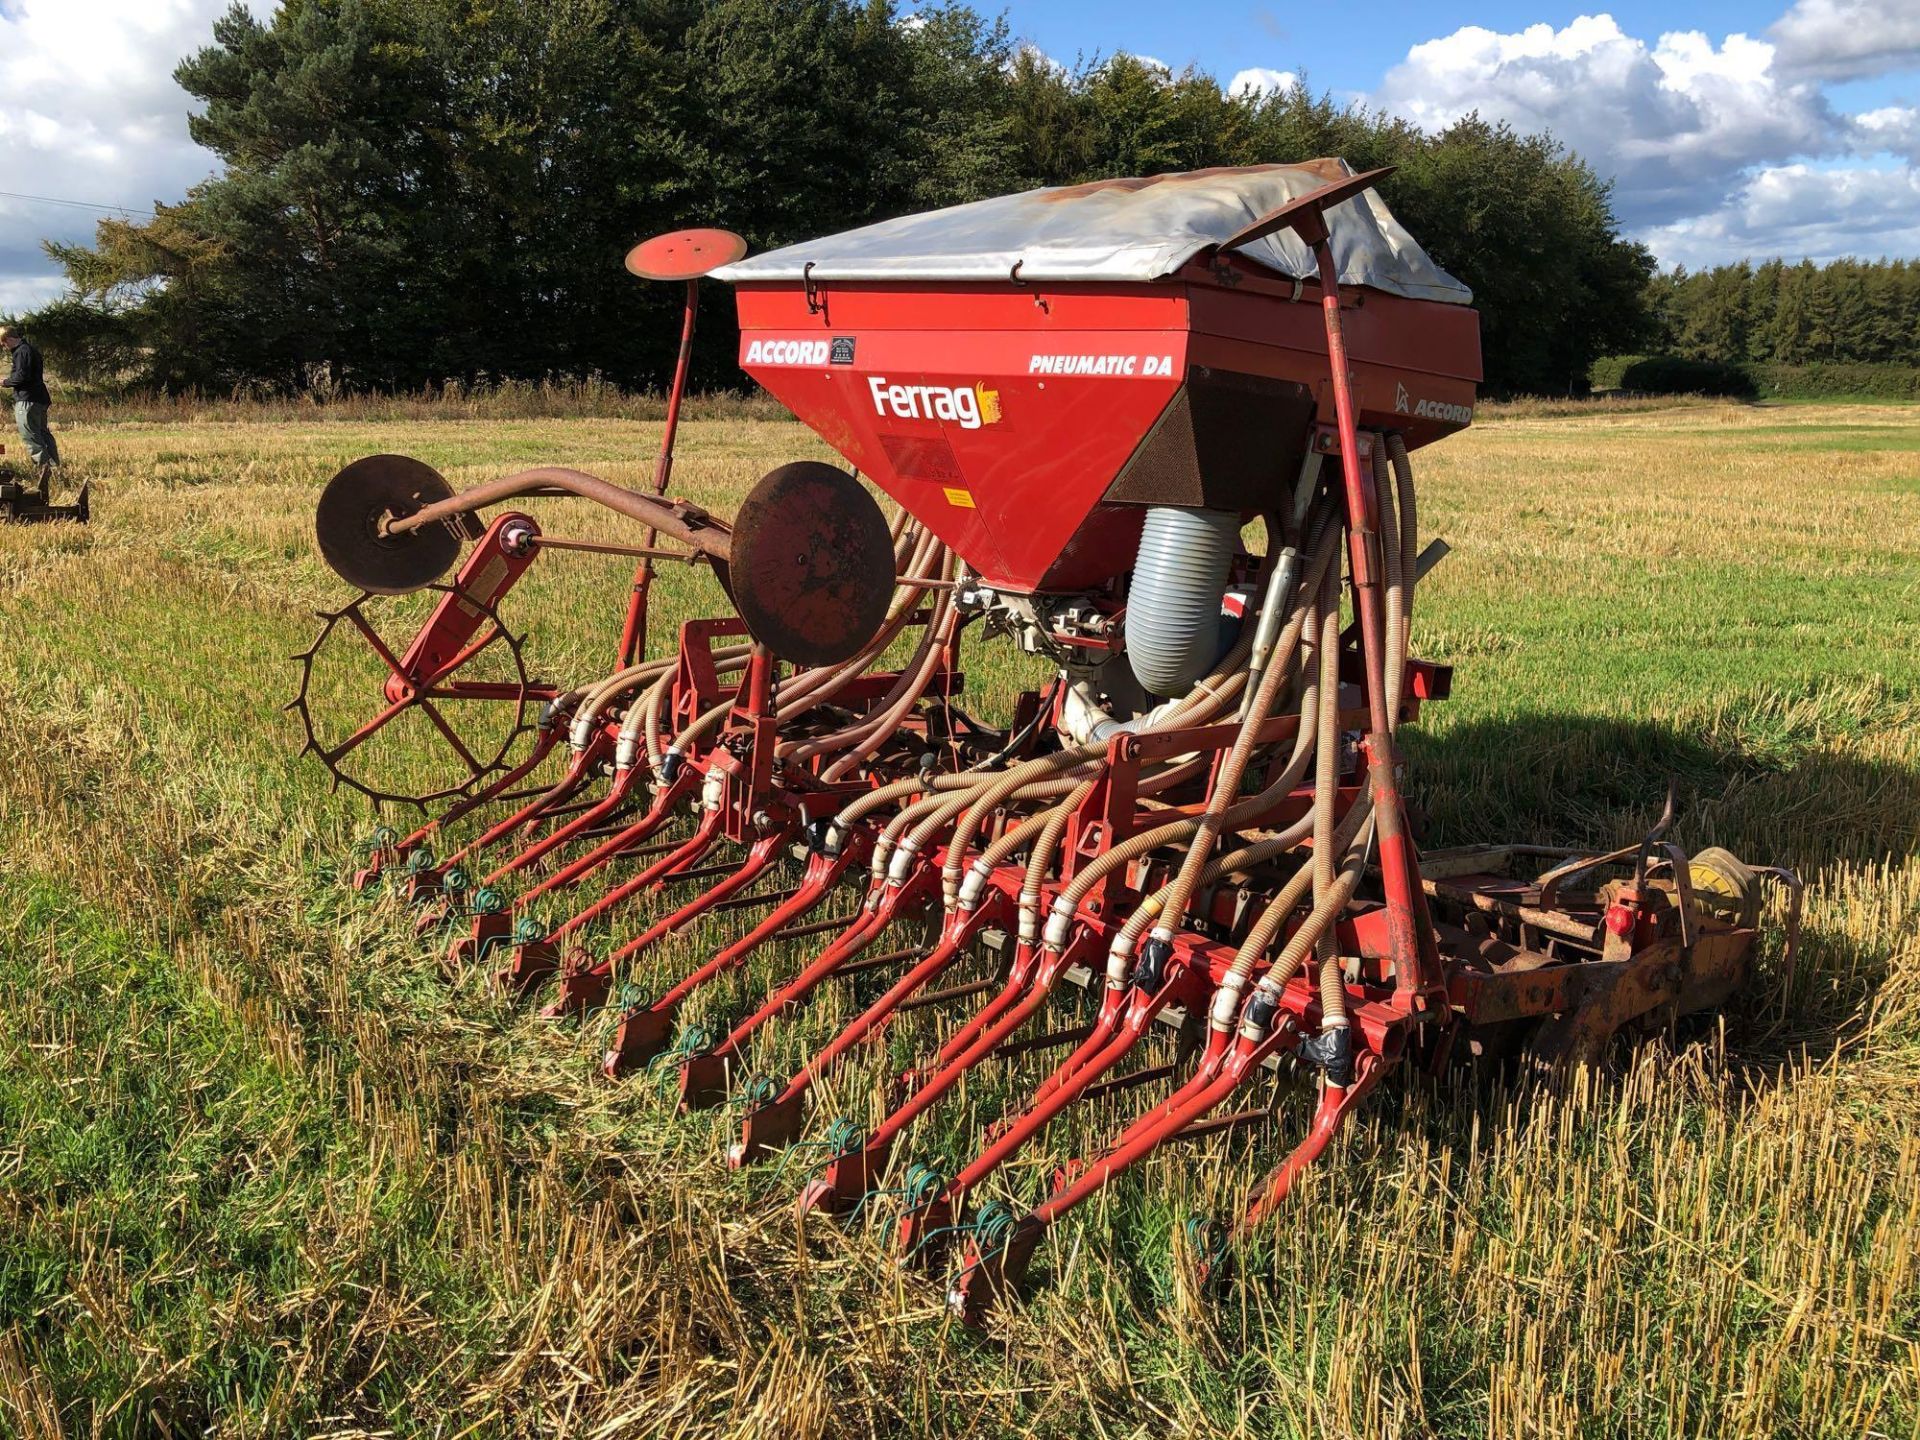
[
  {"left": 1748, "top": 362, "right": 1920, "bottom": 399},
  {"left": 1591, "top": 355, "right": 1920, "bottom": 400}
]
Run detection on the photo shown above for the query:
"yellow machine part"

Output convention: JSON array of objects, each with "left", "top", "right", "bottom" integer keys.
[{"left": 1687, "top": 846, "right": 1761, "bottom": 931}]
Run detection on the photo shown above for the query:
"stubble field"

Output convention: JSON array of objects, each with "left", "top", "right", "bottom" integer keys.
[{"left": 0, "top": 400, "right": 1916, "bottom": 1438}]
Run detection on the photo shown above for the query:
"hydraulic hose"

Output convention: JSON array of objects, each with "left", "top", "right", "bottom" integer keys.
[
  {"left": 565, "top": 659, "right": 670, "bottom": 749},
  {"left": 957, "top": 806, "right": 1067, "bottom": 911},
  {"left": 1040, "top": 680, "right": 1326, "bottom": 958},
  {"left": 1311, "top": 563, "right": 1342, "bottom": 976},
  {"left": 635, "top": 648, "right": 753, "bottom": 773},
  {"left": 1104, "top": 829, "right": 1314, "bottom": 986},
  {"left": 872, "top": 789, "right": 970, "bottom": 885},
  {"left": 775, "top": 530, "right": 945, "bottom": 723},
  {"left": 779, "top": 541, "right": 953, "bottom": 771},
  {"left": 951, "top": 750, "right": 1208, "bottom": 914},
  {"left": 1374, "top": 443, "right": 1406, "bottom": 722},
  {"left": 819, "top": 558, "right": 962, "bottom": 780},
  {"left": 1142, "top": 516, "right": 1342, "bottom": 943},
  {"left": 1016, "top": 778, "right": 1099, "bottom": 940},
  {"left": 1096, "top": 676, "right": 1322, "bottom": 977},
  {"left": 1208, "top": 796, "right": 1376, "bottom": 1033},
  {"left": 934, "top": 570, "right": 1276, "bottom": 905},
  {"left": 1386, "top": 432, "right": 1420, "bottom": 724}
]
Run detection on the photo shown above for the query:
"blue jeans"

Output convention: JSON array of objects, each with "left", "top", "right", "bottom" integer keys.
[{"left": 14, "top": 400, "right": 57, "bottom": 469}]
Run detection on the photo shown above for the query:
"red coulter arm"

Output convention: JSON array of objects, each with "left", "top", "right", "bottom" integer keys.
[{"left": 388, "top": 512, "right": 543, "bottom": 704}]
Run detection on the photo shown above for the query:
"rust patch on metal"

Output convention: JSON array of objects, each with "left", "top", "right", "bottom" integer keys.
[{"left": 728, "top": 461, "right": 894, "bottom": 666}]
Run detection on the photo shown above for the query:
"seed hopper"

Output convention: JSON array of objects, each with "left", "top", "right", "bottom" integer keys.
[{"left": 298, "top": 162, "right": 1801, "bottom": 1323}]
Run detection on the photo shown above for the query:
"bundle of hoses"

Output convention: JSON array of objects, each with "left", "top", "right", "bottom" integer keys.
[
  {"left": 813, "top": 433, "right": 1418, "bottom": 1068},
  {"left": 815, "top": 520, "right": 1308, "bottom": 934},
  {"left": 805, "top": 499, "right": 1321, "bottom": 956},
  {"left": 571, "top": 511, "right": 952, "bottom": 784},
  {"left": 1208, "top": 434, "right": 1416, "bottom": 1070}
]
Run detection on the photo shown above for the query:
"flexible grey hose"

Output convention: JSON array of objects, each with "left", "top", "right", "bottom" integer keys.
[{"left": 1125, "top": 506, "right": 1243, "bottom": 695}]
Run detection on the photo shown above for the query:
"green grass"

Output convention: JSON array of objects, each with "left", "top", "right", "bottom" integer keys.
[{"left": 0, "top": 400, "right": 1917, "bottom": 1438}]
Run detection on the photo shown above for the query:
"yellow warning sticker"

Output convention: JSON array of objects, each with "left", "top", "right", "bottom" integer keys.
[{"left": 943, "top": 487, "right": 976, "bottom": 509}]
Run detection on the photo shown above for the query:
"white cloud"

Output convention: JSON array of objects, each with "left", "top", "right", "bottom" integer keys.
[
  {"left": 1643, "top": 163, "right": 1920, "bottom": 267},
  {"left": 1371, "top": 8, "right": 1920, "bottom": 267},
  {"left": 1769, "top": 0, "right": 1920, "bottom": 81},
  {"left": 1373, "top": 15, "right": 1837, "bottom": 227},
  {"left": 1856, "top": 106, "right": 1920, "bottom": 162},
  {"left": 1227, "top": 67, "right": 1298, "bottom": 99},
  {"left": 0, "top": 0, "right": 275, "bottom": 311}
]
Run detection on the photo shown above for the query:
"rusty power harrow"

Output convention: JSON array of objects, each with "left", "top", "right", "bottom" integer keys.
[{"left": 297, "top": 165, "right": 1802, "bottom": 1325}]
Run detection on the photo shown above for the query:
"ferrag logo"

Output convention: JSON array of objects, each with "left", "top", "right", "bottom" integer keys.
[{"left": 868, "top": 377, "right": 1001, "bottom": 430}]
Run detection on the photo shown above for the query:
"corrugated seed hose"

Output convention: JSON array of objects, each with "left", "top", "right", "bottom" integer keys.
[
  {"left": 1137, "top": 514, "right": 1342, "bottom": 946},
  {"left": 1125, "top": 506, "right": 1243, "bottom": 696}
]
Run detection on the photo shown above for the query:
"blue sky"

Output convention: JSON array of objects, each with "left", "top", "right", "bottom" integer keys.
[
  {"left": 0, "top": 0, "right": 1916, "bottom": 308},
  {"left": 1001, "top": 0, "right": 1916, "bottom": 112},
  {"left": 967, "top": 0, "right": 1920, "bottom": 264},
  {"left": 1003, "top": 0, "right": 1790, "bottom": 94}
]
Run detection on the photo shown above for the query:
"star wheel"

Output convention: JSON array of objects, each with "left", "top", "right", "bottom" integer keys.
[{"left": 288, "top": 583, "right": 536, "bottom": 809}]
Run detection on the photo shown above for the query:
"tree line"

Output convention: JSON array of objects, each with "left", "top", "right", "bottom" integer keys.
[
  {"left": 1645, "top": 258, "right": 1920, "bottom": 369},
  {"left": 34, "top": 0, "right": 1657, "bottom": 397}
]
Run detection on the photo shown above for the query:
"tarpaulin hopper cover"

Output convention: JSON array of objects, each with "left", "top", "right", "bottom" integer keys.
[{"left": 715, "top": 159, "right": 1472, "bottom": 305}]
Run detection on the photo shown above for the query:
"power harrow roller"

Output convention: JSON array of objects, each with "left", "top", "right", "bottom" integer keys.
[{"left": 299, "top": 164, "right": 1802, "bottom": 1326}]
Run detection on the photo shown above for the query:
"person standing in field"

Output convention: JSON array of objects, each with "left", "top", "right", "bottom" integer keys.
[{"left": 0, "top": 324, "right": 59, "bottom": 480}]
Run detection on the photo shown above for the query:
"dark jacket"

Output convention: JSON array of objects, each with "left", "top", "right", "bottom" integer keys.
[{"left": 4, "top": 340, "right": 51, "bottom": 407}]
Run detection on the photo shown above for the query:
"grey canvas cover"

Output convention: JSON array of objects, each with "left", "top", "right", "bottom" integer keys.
[{"left": 714, "top": 159, "right": 1471, "bottom": 305}]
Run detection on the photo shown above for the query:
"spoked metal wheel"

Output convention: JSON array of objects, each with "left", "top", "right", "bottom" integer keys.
[{"left": 288, "top": 583, "right": 536, "bottom": 810}]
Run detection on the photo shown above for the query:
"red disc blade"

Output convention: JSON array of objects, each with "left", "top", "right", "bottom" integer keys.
[
  {"left": 625, "top": 228, "right": 748, "bottom": 281},
  {"left": 728, "top": 462, "right": 894, "bottom": 667}
]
